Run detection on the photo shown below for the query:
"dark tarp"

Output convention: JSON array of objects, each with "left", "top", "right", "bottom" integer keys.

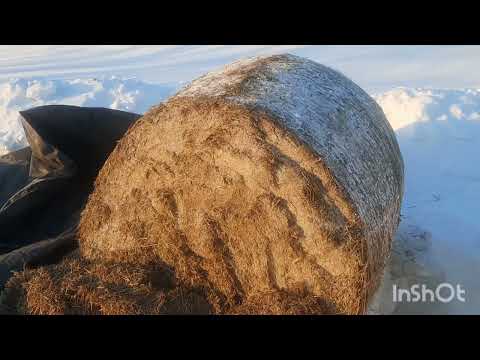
[{"left": 0, "top": 105, "right": 140, "bottom": 288}]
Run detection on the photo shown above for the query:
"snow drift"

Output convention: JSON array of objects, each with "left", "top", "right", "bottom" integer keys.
[{"left": 0, "top": 77, "right": 176, "bottom": 156}]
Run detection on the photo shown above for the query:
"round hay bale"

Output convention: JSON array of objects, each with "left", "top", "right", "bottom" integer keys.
[{"left": 79, "top": 54, "right": 404, "bottom": 314}]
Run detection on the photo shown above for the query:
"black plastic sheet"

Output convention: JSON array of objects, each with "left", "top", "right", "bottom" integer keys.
[{"left": 0, "top": 105, "right": 140, "bottom": 258}]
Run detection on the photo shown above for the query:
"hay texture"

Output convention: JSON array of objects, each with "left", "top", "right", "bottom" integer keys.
[
  {"left": 1, "top": 250, "right": 329, "bottom": 315},
  {"left": 1, "top": 251, "right": 214, "bottom": 315},
  {"left": 75, "top": 54, "right": 403, "bottom": 314}
]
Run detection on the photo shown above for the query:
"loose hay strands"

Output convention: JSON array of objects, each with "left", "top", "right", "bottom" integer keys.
[{"left": 1, "top": 251, "right": 216, "bottom": 315}]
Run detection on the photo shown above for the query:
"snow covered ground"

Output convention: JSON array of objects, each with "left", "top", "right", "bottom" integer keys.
[
  {"left": 0, "top": 74, "right": 478, "bottom": 314},
  {"left": 372, "top": 88, "right": 480, "bottom": 314}
]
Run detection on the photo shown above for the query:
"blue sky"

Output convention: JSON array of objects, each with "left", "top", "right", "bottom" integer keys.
[{"left": 1, "top": 45, "right": 479, "bottom": 92}]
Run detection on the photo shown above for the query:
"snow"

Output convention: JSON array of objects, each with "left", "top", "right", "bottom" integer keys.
[
  {"left": 0, "top": 77, "right": 177, "bottom": 155},
  {"left": 0, "top": 71, "right": 478, "bottom": 313},
  {"left": 373, "top": 87, "right": 480, "bottom": 314},
  {"left": 0, "top": 46, "right": 306, "bottom": 85}
]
